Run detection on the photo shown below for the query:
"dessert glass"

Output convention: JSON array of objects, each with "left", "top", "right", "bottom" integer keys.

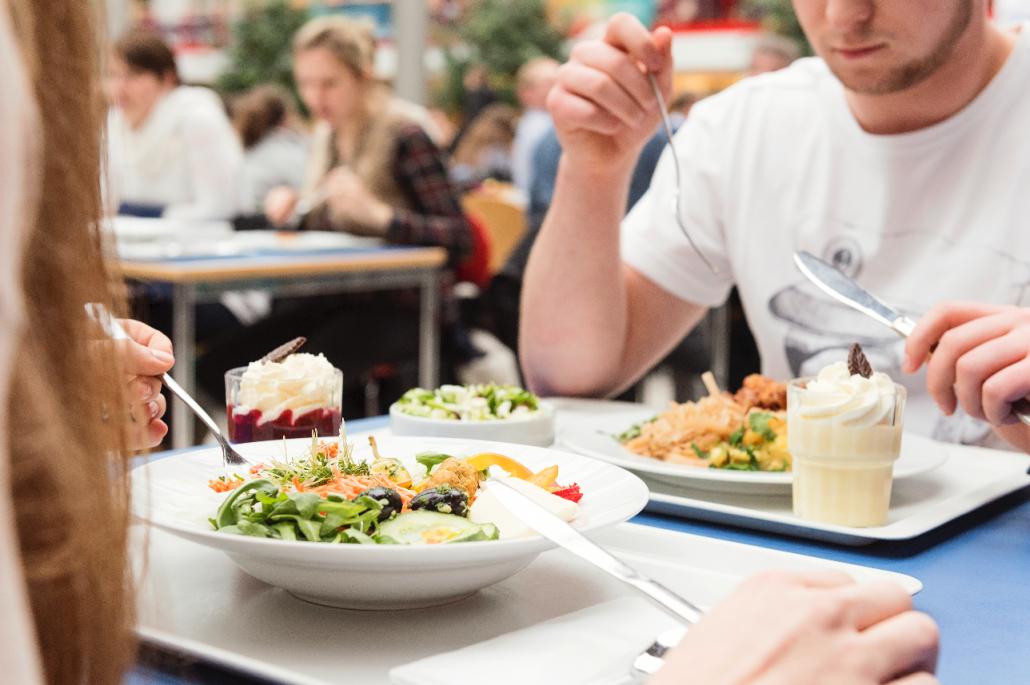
[
  {"left": 225, "top": 363, "right": 343, "bottom": 442},
  {"left": 787, "top": 378, "right": 906, "bottom": 527}
]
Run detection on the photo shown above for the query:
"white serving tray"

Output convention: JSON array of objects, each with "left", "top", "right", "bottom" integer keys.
[
  {"left": 643, "top": 441, "right": 1030, "bottom": 545},
  {"left": 135, "top": 523, "right": 919, "bottom": 685}
]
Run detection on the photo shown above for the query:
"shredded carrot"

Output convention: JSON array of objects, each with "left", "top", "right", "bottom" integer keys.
[
  {"left": 208, "top": 478, "right": 243, "bottom": 493},
  {"left": 292, "top": 476, "right": 305, "bottom": 492},
  {"left": 302, "top": 473, "right": 416, "bottom": 507}
]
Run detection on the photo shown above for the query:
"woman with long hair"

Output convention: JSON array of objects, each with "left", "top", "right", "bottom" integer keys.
[
  {"left": 1, "top": 2, "right": 172, "bottom": 682},
  {"left": 264, "top": 16, "right": 472, "bottom": 264}
]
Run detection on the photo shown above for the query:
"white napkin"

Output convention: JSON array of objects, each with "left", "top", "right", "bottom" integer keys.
[{"left": 389, "top": 597, "right": 679, "bottom": 685}]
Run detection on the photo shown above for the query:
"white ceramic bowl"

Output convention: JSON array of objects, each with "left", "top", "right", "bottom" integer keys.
[
  {"left": 389, "top": 401, "right": 556, "bottom": 447},
  {"left": 132, "top": 435, "right": 646, "bottom": 610}
]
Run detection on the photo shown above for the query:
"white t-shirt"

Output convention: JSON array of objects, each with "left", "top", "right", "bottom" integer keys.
[
  {"left": 622, "top": 26, "right": 1030, "bottom": 445},
  {"left": 106, "top": 85, "right": 243, "bottom": 220}
]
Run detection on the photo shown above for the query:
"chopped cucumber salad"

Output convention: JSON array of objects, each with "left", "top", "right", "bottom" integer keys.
[{"left": 394, "top": 384, "right": 540, "bottom": 421}]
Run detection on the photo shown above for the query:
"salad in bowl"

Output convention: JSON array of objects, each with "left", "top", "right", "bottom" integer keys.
[
  {"left": 390, "top": 384, "right": 556, "bottom": 446},
  {"left": 132, "top": 430, "right": 645, "bottom": 609}
]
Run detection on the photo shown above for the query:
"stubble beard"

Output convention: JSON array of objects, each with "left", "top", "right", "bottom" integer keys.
[{"left": 830, "top": 1, "right": 973, "bottom": 95}]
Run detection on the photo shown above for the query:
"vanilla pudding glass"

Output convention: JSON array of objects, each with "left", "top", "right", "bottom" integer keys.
[
  {"left": 787, "top": 371, "right": 906, "bottom": 527},
  {"left": 225, "top": 353, "right": 343, "bottom": 442}
]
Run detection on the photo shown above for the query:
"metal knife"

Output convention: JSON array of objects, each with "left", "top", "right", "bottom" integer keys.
[
  {"left": 793, "top": 250, "right": 1030, "bottom": 428},
  {"left": 483, "top": 479, "right": 704, "bottom": 625}
]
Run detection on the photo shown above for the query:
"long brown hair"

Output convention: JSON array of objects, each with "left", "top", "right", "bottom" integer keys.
[
  {"left": 232, "top": 84, "right": 297, "bottom": 149},
  {"left": 7, "top": 2, "right": 135, "bottom": 683}
]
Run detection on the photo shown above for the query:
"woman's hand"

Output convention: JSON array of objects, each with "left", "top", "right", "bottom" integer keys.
[
  {"left": 546, "top": 13, "right": 673, "bottom": 171},
  {"left": 325, "top": 167, "right": 393, "bottom": 231},
  {"left": 117, "top": 318, "right": 174, "bottom": 449},
  {"left": 904, "top": 302, "right": 1030, "bottom": 426},
  {"left": 652, "top": 571, "right": 939, "bottom": 685},
  {"left": 263, "top": 185, "right": 300, "bottom": 227}
]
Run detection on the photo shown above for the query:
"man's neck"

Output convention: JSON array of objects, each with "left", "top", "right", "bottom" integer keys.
[{"left": 845, "top": 22, "right": 1016, "bottom": 135}]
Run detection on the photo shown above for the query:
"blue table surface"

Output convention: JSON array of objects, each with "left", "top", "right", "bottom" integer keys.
[{"left": 128, "top": 417, "right": 1030, "bottom": 685}]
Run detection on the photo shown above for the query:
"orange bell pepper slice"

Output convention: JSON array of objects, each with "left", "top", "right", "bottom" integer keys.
[
  {"left": 464, "top": 453, "right": 534, "bottom": 480},
  {"left": 528, "top": 465, "right": 559, "bottom": 490}
]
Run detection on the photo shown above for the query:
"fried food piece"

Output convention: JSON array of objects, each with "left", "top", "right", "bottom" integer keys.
[
  {"left": 734, "top": 374, "right": 787, "bottom": 411},
  {"left": 422, "top": 457, "right": 480, "bottom": 500}
]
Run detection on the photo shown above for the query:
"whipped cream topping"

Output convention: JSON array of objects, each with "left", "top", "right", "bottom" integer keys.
[
  {"left": 237, "top": 353, "right": 340, "bottom": 423},
  {"left": 794, "top": 361, "right": 897, "bottom": 427}
]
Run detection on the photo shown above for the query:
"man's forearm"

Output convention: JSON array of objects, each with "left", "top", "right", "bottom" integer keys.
[{"left": 520, "top": 157, "right": 634, "bottom": 396}]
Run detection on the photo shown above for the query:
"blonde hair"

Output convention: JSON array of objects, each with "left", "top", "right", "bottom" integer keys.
[
  {"left": 7, "top": 1, "right": 135, "bottom": 683},
  {"left": 293, "top": 15, "right": 376, "bottom": 79}
]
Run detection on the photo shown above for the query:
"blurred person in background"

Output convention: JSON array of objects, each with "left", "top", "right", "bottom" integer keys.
[
  {"left": 449, "top": 102, "right": 519, "bottom": 190},
  {"left": 749, "top": 32, "right": 802, "bottom": 75},
  {"left": 449, "top": 63, "right": 499, "bottom": 153},
  {"left": 264, "top": 16, "right": 472, "bottom": 263},
  {"left": 668, "top": 90, "right": 700, "bottom": 131},
  {"left": 104, "top": 30, "right": 242, "bottom": 220},
  {"left": 511, "top": 56, "right": 560, "bottom": 193},
  {"left": 232, "top": 84, "right": 309, "bottom": 228},
  {"left": 213, "top": 15, "right": 475, "bottom": 417}
]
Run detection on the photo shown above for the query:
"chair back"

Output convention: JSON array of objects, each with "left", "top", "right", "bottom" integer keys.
[{"left": 461, "top": 188, "right": 527, "bottom": 274}]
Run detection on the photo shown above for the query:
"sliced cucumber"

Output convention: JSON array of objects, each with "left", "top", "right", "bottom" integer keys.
[{"left": 377, "top": 510, "right": 499, "bottom": 545}]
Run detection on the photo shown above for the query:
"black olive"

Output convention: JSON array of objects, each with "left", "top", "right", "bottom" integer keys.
[
  {"left": 409, "top": 486, "right": 469, "bottom": 517},
  {"left": 355, "top": 487, "right": 402, "bottom": 522}
]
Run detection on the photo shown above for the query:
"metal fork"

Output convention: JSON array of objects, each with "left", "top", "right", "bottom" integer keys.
[
  {"left": 85, "top": 304, "right": 251, "bottom": 468},
  {"left": 647, "top": 73, "right": 719, "bottom": 275},
  {"left": 630, "top": 626, "right": 688, "bottom": 682}
]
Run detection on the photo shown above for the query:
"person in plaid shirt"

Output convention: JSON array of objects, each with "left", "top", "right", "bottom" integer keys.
[
  {"left": 264, "top": 15, "right": 472, "bottom": 268},
  {"left": 201, "top": 16, "right": 478, "bottom": 417}
]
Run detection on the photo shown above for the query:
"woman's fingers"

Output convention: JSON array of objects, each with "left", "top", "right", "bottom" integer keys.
[
  {"left": 128, "top": 375, "right": 161, "bottom": 402},
  {"left": 832, "top": 580, "right": 912, "bottom": 631},
  {"left": 859, "top": 610, "right": 940, "bottom": 682}
]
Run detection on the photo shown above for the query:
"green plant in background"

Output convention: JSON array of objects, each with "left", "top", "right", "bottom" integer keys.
[
  {"left": 216, "top": 0, "right": 309, "bottom": 102},
  {"left": 433, "top": 0, "right": 567, "bottom": 115},
  {"left": 741, "top": 0, "right": 812, "bottom": 56}
]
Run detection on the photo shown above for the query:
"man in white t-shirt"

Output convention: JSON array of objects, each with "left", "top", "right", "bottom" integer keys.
[{"left": 521, "top": 2, "right": 1030, "bottom": 452}]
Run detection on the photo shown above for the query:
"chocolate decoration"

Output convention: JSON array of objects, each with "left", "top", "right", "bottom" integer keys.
[
  {"left": 260, "top": 336, "right": 307, "bottom": 364},
  {"left": 847, "top": 343, "right": 873, "bottom": 378}
]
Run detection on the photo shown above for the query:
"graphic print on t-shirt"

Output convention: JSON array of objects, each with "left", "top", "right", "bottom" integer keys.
[{"left": 769, "top": 230, "right": 1030, "bottom": 445}]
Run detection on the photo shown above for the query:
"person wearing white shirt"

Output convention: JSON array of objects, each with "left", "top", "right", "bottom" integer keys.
[
  {"left": 521, "top": 4, "right": 1030, "bottom": 454},
  {"left": 104, "top": 30, "right": 242, "bottom": 221},
  {"left": 510, "top": 57, "right": 559, "bottom": 194}
]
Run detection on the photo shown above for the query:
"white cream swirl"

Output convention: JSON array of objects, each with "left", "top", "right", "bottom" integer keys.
[
  {"left": 794, "top": 361, "right": 897, "bottom": 427},
  {"left": 238, "top": 353, "right": 341, "bottom": 423}
]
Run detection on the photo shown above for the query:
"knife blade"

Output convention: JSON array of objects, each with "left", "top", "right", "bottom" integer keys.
[
  {"left": 793, "top": 250, "right": 1030, "bottom": 429},
  {"left": 483, "top": 478, "right": 703, "bottom": 625},
  {"left": 793, "top": 251, "right": 918, "bottom": 336}
]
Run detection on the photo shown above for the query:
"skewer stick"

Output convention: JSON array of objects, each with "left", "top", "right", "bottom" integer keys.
[{"left": 701, "top": 371, "right": 721, "bottom": 398}]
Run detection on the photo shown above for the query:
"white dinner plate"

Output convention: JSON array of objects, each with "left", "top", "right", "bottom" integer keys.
[
  {"left": 131, "top": 435, "right": 648, "bottom": 610},
  {"left": 558, "top": 409, "right": 948, "bottom": 495}
]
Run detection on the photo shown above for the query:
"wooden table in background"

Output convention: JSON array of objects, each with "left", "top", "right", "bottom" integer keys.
[{"left": 116, "top": 246, "right": 447, "bottom": 448}]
